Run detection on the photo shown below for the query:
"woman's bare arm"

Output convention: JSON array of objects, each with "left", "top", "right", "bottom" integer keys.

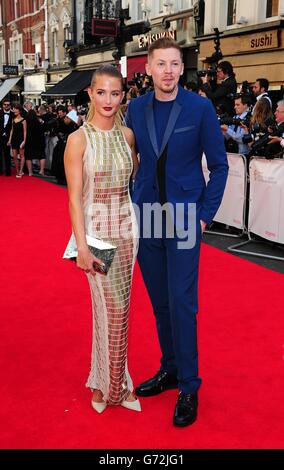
[
  {"left": 64, "top": 128, "right": 103, "bottom": 275},
  {"left": 122, "top": 126, "right": 139, "bottom": 180}
]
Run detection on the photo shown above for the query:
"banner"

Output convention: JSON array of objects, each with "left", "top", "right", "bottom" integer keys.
[
  {"left": 249, "top": 157, "right": 284, "bottom": 244},
  {"left": 202, "top": 153, "right": 247, "bottom": 229}
]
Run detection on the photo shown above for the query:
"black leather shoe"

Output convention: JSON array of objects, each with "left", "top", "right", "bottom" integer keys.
[
  {"left": 135, "top": 371, "right": 178, "bottom": 397},
  {"left": 173, "top": 392, "right": 198, "bottom": 427}
]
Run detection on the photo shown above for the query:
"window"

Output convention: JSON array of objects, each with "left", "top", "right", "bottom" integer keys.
[
  {"left": 179, "top": 0, "right": 191, "bottom": 9},
  {"left": 227, "top": 0, "right": 237, "bottom": 25},
  {"left": 159, "top": 0, "right": 164, "bottom": 13},
  {"left": 0, "top": 3, "right": 2, "bottom": 26},
  {"left": 64, "top": 26, "right": 71, "bottom": 41},
  {"left": 10, "top": 34, "right": 22, "bottom": 65},
  {"left": 266, "top": 0, "right": 279, "bottom": 17},
  {"left": 137, "top": 0, "right": 143, "bottom": 20},
  {"left": 14, "top": 0, "right": 18, "bottom": 19},
  {"left": 0, "top": 42, "right": 5, "bottom": 72},
  {"left": 52, "top": 30, "right": 58, "bottom": 64}
]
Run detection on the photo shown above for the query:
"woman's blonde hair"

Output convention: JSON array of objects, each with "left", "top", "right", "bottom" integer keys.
[{"left": 87, "top": 64, "right": 124, "bottom": 127}]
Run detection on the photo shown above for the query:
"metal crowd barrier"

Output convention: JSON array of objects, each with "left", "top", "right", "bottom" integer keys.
[
  {"left": 228, "top": 156, "right": 284, "bottom": 261},
  {"left": 202, "top": 153, "right": 248, "bottom": 238}
]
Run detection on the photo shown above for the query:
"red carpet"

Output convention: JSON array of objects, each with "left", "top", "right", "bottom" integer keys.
[{"left": 0, "top": 175, "right": 284, "bottom": 449}]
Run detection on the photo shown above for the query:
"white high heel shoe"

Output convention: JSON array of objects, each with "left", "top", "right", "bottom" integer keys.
[
  {"left": 91, "top": 399, "right": 107, "bottom": 414},
  {"left": 121, "top": 398, "right": 141, "bottom": 412}
]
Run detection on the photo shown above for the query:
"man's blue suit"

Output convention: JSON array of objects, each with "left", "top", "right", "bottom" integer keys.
[{"left": 126, "top": 85, "right": 228, "bottom": 394}]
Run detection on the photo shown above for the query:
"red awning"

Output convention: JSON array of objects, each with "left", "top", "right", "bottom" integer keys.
[{"left": 127, "top": 55, "right": 147, "bottom": 80}]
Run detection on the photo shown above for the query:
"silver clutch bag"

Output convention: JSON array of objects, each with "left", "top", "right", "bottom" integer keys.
[{"left": 63, "top": 234, "right": 117, "bottom": 275}]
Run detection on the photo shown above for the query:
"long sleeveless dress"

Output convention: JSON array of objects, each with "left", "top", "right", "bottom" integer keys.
[{"left": 81, "top": 122, "right": 138, "bottom": 405}]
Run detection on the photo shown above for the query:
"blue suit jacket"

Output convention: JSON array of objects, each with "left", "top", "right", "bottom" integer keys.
[{"left": 126, "top": 85, "right": 228, "bottom": 224}]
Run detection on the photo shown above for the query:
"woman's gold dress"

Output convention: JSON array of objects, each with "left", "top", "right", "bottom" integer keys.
[{"left": 81, "top": 122, "right": 138, "bottom": 404}]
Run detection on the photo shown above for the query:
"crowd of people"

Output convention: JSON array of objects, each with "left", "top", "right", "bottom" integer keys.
[
  {"left": 0, "top": 60, "right": 283, "bottom": 183},
  {"left": 0, "top": 100, "right": 87, "bottom": 181},
  {"left": 126, "top": 62, "right": 284, "bottom": 160}
]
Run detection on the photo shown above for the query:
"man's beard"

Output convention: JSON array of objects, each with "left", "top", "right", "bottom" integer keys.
[{"left": 160, "top": 83, "right": 178, "bottom": 96}]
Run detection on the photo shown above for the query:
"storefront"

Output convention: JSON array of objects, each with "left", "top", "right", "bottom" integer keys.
[
  {"left": 0, "top": 77, "right": 22, "bottom": 102},
  {"left": 42, "top": 69, "right": 94, "bottom": 104},
  {"left": 22, "top": 73, "right": 46, "bottom": 105},
  {"left": 125, "top": 12, "right": 198, "bottom": 83},
  {"left": 197, "top": 20, "right": 284, "bottom": 93}
]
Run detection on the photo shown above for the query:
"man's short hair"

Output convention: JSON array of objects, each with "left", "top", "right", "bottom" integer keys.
[
  {"left": 235, "top": 94, "right": 251, "bottom": 107},
  {"left": 256, "top": 78, "right": 269, "bottom": 91},
  {"left": 148, "top": 37, "right": 183, "bottom": 61},
  {"left": 57, "top": 105, "right": 67, "bottom": 113}
]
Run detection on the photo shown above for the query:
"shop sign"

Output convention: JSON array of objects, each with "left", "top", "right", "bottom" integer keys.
[
  {"left": 3, "top": 65, "right": 18, "bottom": 75},
  {"left": 92, "top": 18, "right": 118, "bottom": 37},
  {"left": 138, "top": 30, "right": 177, "bottom": 49},
  {"left": 237, "top": 30, "right": 278, "bottom": 52}
]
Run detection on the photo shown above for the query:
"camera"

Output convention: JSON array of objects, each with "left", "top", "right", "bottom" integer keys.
[
  {"left": 218, "top": 112, "right": 251, "bottom": 128},
  {"left": 196, "top": 69, "right": 217, "bottom": 78},
  {"left": 248, "top": 118, "right": 283, "bottom": 157}
]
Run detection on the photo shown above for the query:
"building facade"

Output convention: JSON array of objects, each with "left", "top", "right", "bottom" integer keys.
[
  {"left": 125, "top": 0, "right": 198, "bottom": 82},
  {"left": 196, "top": 0, "right": 284, "bottom": 94},
  {"left": 0, "top": 0, "right": 47, "bottom": 104}
]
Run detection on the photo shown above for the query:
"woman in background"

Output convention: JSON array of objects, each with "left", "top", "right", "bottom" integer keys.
[{"left": 8, "top": 104, "right": 26, "bottom": 178}]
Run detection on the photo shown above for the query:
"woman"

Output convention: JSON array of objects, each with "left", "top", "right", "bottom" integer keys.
[
  {"left": 25, "top": 109, "right": 46, "bottom": 176},
  {"left": 241, "top": 98, "right": 274, "bottom": 150},
  {"left": 7, "top": 104, "right": 26, "bottom": 178},
  {"left": 64, "top": 65, "right": 140, "bottom": 413}
]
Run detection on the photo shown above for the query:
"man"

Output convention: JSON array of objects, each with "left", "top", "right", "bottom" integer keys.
[
  {"left": 126, "top": 38, "right": 228, "bottom": 427},
  {"left": 252, "top": 78, "right": 272, "bottom": 109},
  {"left": 0, "top": 100, "right": 14, "bottom": 176},
  {"left": 221, "top": 94, "right": 251, "bottom": 156},
  {"left": 22, "top": 100, "right": 34, "bottom": 117},
  {"left": 201, "top": 61, "right": 237, "bottom": 116},
  {"left": 265, "top": 99, "right": 284, "bottom": 158}
]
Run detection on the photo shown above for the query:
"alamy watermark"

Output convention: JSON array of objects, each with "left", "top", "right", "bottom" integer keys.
[{"left": 86, "top": 196, "right": 198, "bottom": 249}]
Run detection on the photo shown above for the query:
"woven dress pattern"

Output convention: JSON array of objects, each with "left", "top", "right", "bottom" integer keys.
[{"left": 82, "top": 122, "right": 138, "bottom": 404}]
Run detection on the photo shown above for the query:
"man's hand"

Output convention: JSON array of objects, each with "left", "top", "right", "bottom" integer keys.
[{"left": 268, "top": 135, "right": 282, "bottom": 145}]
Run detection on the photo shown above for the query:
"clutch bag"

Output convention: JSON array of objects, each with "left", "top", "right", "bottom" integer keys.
[{"left": 63, "top": 234, "right": 117, "bottom": 275}]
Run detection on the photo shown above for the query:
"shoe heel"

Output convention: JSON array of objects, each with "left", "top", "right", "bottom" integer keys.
[
  {"left": 121, "top": 398, "right": 141, "bottom": 412},
  {"left": 91, "top": 400, "right": 107, "bottom": 414}
]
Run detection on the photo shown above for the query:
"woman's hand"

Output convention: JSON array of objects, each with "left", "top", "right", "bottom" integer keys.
[
  {"left": 20, "top": 141, "right": 25, "bottom": 149},
  {"left": 76, "top": 247, "right": 105, "bottom": 276}
]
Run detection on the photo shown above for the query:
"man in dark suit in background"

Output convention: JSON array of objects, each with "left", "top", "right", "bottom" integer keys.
[
  {"left": 201, "top": 61, "right": 237, "bottom": 116},
  {"left": 0, "top": 100, "right": 14, "bottom": 176}
]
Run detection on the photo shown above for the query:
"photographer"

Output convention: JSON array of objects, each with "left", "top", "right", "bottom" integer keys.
[
  {"left": 220, "top": 94, "right": 251, "bottom": 156},
  {"left": 265, "top": 100, "right": 284, "bottom": 158},
  {"left": 201, "top": 61, "right": 237, "bottom": 116}
]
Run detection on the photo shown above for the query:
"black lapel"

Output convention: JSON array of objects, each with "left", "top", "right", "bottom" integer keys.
[
  {"left": 144, "top": 93, "right": 159, "bottom": 158},
  {"left": 159, "top": 99, "right": 182, "bottom": 158}
]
